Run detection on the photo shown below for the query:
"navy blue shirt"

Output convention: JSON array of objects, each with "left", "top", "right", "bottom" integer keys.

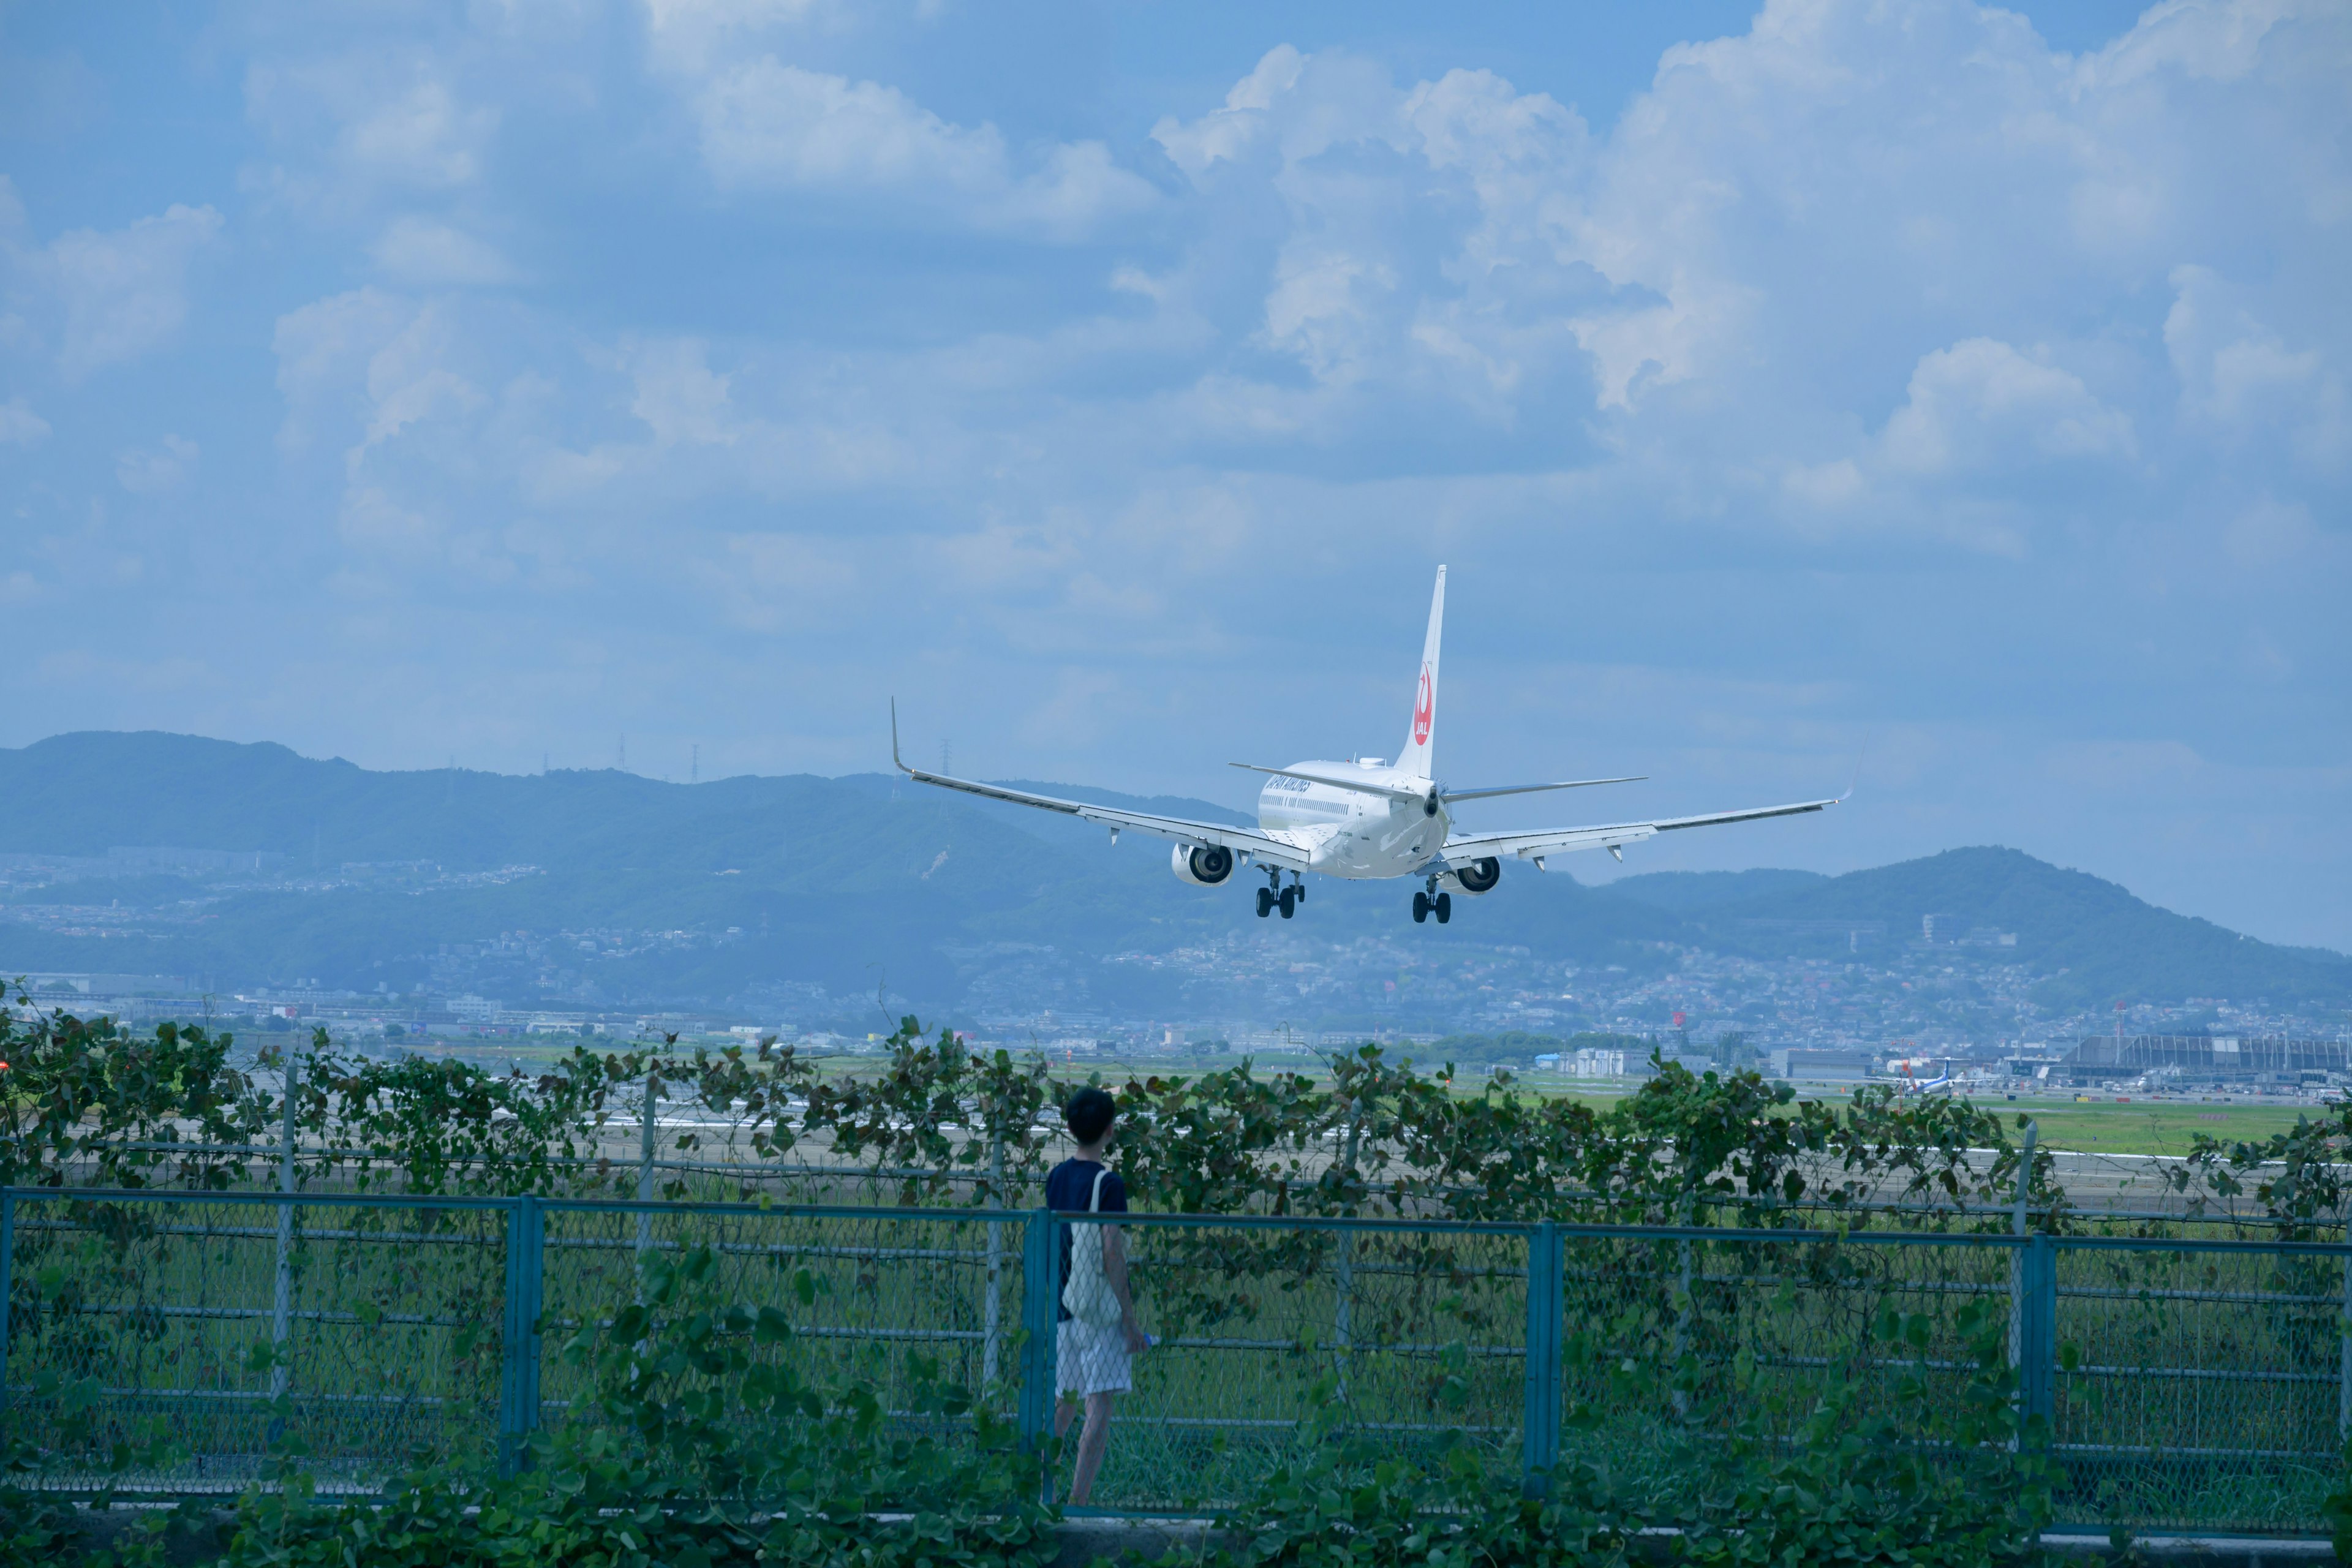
[{"left": 1046, "top": 1158, "right": 1127, "bottom": 1322}]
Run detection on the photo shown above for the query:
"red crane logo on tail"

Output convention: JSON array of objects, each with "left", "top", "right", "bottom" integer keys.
[{"left": 1412, "top": 666, "right": 1433, "bottom": 746}]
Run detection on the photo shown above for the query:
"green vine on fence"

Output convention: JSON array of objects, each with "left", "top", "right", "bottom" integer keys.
[
  {"left": 1, "top": 995, "right": 2337, "bottom": 1235},
  {"left": 0, "top": 1010, "right": 270, "bottom": 1189},
  {"left": 0, "top": 1235, "right": 2092, "bottom": 1568}
]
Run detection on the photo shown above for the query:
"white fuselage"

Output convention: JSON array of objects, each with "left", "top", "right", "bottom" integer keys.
[{"left": 1255, "top": 761, "right": 1452, "bottom": 880}]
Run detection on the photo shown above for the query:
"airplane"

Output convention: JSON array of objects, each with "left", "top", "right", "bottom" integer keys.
[
  {"left": 1898, "top": 1059, "right": 1956, "bottom": 1097},
  {"left": 891, "top": 566, "right": 1841, "bottom": 925}
]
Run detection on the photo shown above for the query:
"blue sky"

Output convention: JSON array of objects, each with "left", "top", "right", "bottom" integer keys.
[{"left": 1, "top": 0, "right": 2345, "bottom": 950}]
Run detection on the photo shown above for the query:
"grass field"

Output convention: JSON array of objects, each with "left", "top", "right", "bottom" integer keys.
[
  {"left": 1504, "top": 1085, "right": 2325, "bottom": 1159},
  {"left": 1981, "top": 1099, "right": 2320, "bottom": 1156}
]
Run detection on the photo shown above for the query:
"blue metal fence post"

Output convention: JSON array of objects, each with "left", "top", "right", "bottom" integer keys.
[
  {"left": 270, "top": 1054, "right": 299, "bottom": 1409},
  {"left": 2019, "top": 1232, "right": 2057, "bottom": 1438},
  {"left": 1, "top": 1190, "right": 13, "bottom": 1420},
  {"left": 1521, "top": 1221, "right": 1563, "bottom": 1498},
  {"left": 1017, "top": 1208, "right": 1057, "bottom": 1452},
  {"left": 498, "top": 1194, "right": 545, "bottom": 1476}
]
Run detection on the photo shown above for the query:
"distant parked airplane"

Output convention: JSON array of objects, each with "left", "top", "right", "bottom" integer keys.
[
  {"left": 894, "top": 567, "right": 1839, "bottom": 925},
  {"left": 1898, "top": 1059, "right": 1956, "bottom": 1097}
]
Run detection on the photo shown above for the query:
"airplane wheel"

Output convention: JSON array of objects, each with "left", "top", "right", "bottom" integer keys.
[
  {"left": 1293, "top": 883, "right": 1305, "bottom": 904},
  {"left": 1278, "top": 887, "right": 1296, "bottom": 919},
  {"left": 1434, "top": 892, "right": 1452, "bottom": 924},
  {"left": 1256, "top": 888, "right": 1274, "bottom": 918},
  {"left": 1412, "top": 891, "right": 1430, "bottom": 923}
]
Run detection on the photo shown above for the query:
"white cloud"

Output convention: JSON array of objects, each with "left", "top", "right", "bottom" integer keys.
[
  {"left": 272, "top": 288, "right": 485, "bottom": 459},
  {"left": 2222, "top": 496, "right": 2322, "bottom": 570},
  {"left": 116, "top": 434, "right": 199, "bottom": 495},
  {"left": 359, "top": 304, "right": 487, "bottom": 451},
  {"left": 687, "top": 532, "right": 859, "bottom": 632},
  {"left": 688, "top": 58, "right": 1155, "bottom": 239},
  {"left": 338, "top": 484, "right": 442, "bottom": 556},
  {"left": 627, "top": 339, "right": 736, "bottom": 447},
  {"left": 0, "top": 396, "right": 50, "bottom": 446},
  {"left": 1151, "top": 45, "right": 1308, "bottom": 178},
  {"left": 369, "top": 217, "right": 519, "bottom": 285},
  {"left": 1880, "top": 339, "right": 2135, "bottom": 475},
  {"left": 273, "top": 288, "right": 419, "bottom": 450},
  {"left": 249, "top": 64, "right": 499, "bottom": 194},
  {"left": 699, "top": 63, "right": 997, "bottom": 189},
  {"left": 640, "top": 0, "right": 844, "bottom": 73},
  {"left": 42, "top": 203, "right": 224, "bottom": 378},
  {"left": 1781, "top": 458, "right": 1863, "bottom": 510},
  {"left": 348, "top": 78, "right": 495, "bottom": 187},
  {"left": 2164, "top": 264, "right": 2347, "bottom": 467}
]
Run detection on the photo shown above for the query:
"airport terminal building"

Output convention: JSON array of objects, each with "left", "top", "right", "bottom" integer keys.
[{"left": 2061, "top": 1034, "right": 2349, "bottom": 1087}]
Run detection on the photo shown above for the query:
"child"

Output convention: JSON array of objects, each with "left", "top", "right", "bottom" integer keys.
[{"left": 1047, "top": 1086, "right": 1150, "bottom": 1506}]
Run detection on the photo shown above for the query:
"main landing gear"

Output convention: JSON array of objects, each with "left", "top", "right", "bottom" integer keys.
[
  {"left": 1411, "top": 879, "right": 1452, "bottom": 925},
  {"left": 1256, "top": 871, "right": 1305, "bottom": 919}
]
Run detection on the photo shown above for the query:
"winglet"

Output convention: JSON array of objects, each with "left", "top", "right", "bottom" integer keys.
[
  {"left": 891, "top": 699, "right": 910, "bottom": 775},
  {"left": 1841, "top": 729, "right": 1869, "bottom": 804}
]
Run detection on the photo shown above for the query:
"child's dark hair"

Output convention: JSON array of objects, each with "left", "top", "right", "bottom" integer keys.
[{"left": 1065, "top": 1087, "right": 1117, "bottom": 1147}]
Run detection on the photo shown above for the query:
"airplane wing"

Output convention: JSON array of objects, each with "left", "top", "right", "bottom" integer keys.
[
  {"left": 892, "top": 706, "right": 1314, "bottom": 872},
  {"left": 1442, "top": 795, "right": 1842, "bottom": 870}
]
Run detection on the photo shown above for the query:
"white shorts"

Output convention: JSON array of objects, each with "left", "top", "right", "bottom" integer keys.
[{"left": 1056, "top": 1318, "right": 1132, "bottom": 1398}]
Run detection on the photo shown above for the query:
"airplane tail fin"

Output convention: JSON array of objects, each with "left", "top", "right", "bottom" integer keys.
[{"left": 1399, "top": 566, "right": 1444, "bottom": 777}]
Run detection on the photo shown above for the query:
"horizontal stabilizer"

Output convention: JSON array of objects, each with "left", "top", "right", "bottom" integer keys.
[{"left": 1229, "top": 762, "right": 1426, "bottom": 804}]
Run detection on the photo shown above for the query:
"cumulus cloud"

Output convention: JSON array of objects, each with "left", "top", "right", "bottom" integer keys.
[
  {"left": 2165, "top": 264, "right": 2347, "bottom": 467},
  {"left": 1151, "top": 45, "right": 1311, "bottom": 178},
  {"left": 688, "top": 58, "right": 1156, "bottom": 239},
  {"left": 627, "top": 338, "right": 736, "bottom": 447},
  {"left": 347, "top": 79, "right": 495, "bottom": 187},
  {"left": 39, "top": 203, "right": 224, "bottom": 378},
  {"left": 248, "top": 63, "right": 499, "bottom": 196},
  {"left": 116, "top": 434, "right": 199, "bottom": 495},
  {"left": 272, "top": 287, "right": 420, "bottom": 450},
  {"left": 687, "top": 531, "right": 859, "bottom": 633},
  {"left": 1880, "top": 339, "right": 2136, "bottom": 476},
  {"left": 369, "top": 217, "right": 519, "bottom": 286},
  {"left": 0, "top": 396, "right": 50, "bottom": 446},
  {"left": 639, "top": 0, "right": 845, "bottom": 72}
]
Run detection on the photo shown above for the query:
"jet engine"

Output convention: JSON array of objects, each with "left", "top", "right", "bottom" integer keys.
[
  {"left": 1442, "top": 856, "right": 1501, "bottom": 895},
  {"left": 1172, "top": 843, "right": 1235, "bottom": 886}
]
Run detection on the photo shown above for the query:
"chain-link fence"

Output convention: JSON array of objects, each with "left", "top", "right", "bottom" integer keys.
[{"left": 3, "top": 1187, "right": 2345, "bottom": 1532}]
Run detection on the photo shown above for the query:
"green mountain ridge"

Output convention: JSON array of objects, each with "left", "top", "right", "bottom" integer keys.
[{"left": 1, "top": 732, "right": 2343, "bottom": 1017}]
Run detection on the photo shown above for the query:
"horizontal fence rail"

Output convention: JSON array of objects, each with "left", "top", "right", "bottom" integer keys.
[{"left": 2, "top": 1186, "right": 2347, "bottom": 1533}]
